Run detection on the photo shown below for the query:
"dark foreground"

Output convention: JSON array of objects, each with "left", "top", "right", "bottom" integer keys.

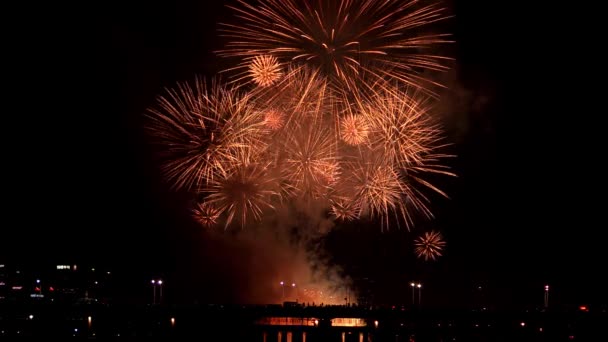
[{"left": 0, "top": 302, "right": 605, "bottom": 341}]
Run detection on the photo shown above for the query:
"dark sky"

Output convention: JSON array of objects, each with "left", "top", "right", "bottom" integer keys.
[{"left": 4, "top": 1, "right": 604, "bottom": 308}]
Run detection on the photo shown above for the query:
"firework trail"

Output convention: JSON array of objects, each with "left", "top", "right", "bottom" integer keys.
[
  {"left": 218, "top": 0, "right": 451, "bottom": 95},
  {"left": 414, "top": 230, "right": 446, "bottom": 261}
]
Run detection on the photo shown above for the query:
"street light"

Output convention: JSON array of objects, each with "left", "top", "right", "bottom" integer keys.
[
  {"left": 417, "top": 283, "right": 422, "bottom": 306},
  {"left": 158, "top": 280, "right": 163, "bottom": 304},
  {"left": 291, "top": 283, "right": 297, "bottom": 302},
  {"left": 280, "top": 281, "right": 285, "bottom": 302},
  {"left": 544, "top": 285, "right": 549, "bottom": 309},
  {"left": 151, "top": 280, "right": 157, "bottom": 305},
  {"left": 410, "top": 283, "right": 416, "bottom": 305}
]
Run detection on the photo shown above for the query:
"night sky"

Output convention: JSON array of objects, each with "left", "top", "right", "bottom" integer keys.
[{"left": 4, "top": 1, "right": 605, "bottom": 308}]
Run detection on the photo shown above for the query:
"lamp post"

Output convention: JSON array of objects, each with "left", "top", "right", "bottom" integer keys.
[
  {"left": 158, "top": 280, "right": 163, "bottom": 304},
  {"left": 280, "top": 281, "right": 285, "bottom": 302},
  {"left": 410, "top": 283, "right": 416, "bottom": 305},
  {"left": 291, "top": 283, "right": 297, "bottom": 302},
  {"left": 544, "top": 285, "right": 549, "bottom": 309},
  {"left": 417, "top": 283, "right": 422, "bottom": 306},
  {"left": 151, "top": 280, "right": 157, "bottom": 305}
]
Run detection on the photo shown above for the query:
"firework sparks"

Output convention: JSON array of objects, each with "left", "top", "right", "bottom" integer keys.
[
  {"left": 262, "top": 108, "right": 285, "bottom": 130},
  {"left": 330, "top": 198, "right": 360, "bottom": 221},
  {"left": 363, "top": 86, "right": 442, "bottom": 168},
  {"left": 192, "top": 202, "right": 220, "bottom": 227},
  {"left": 204, "top": 156, "right": 278, "bottom": 229},
  {"left": 249, "top": 55, "right": 283, "bottom": 87},
  {"left": 146, "top": 78, "right": 267, "bottom": 190},
  {"left": 147, "top": 1, "right": 456, "bottom": 231},
  {"left": 282, "top": 119, "right": 339, "bottom": 198},
  {"left": 414, "top": 230, "right": 446, "bottom": 261},
  {"left": 340, "top": 114, "right": 369, "bottom": 145},
  {"left": 218, "top": 0, "right": 451, "bottom": 94}
]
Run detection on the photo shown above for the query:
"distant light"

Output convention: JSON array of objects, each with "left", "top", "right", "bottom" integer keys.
[
  {"left": 0, "top": 282, "right": 5, "bottom": 286},
  {"left": 157, "top": 280, "right": 163, "bottom": 285},
  {"left": 0, "top": 264, "right": 4, "bottom": 268},
  {"left": 520, "top": 322, "right": 525, "bottom": 327},
  {"left": 11, "top": 286, "right": 22, "bottom": 290},
  {"left": 545, "top": 285, "right": 549, "bottom": 291},
  {"left": 28, "top": 315, "right": 34, "bottom": 320},
  {"left": 292, "top": 283, "right": 296, "bottom": 287},
  {"left": 91, "top": 268, "right": 95, "bottom": 272},
  {"left": 280, "top": 281, "right": 284, "bottom": 285},
  {"left": 107, "top": 271, "right": 111, "bottom": 275},
  {"left": 74, "top": 328, "right": 78, "bottom": 332},
  {"left": 417, "top": 284, "right": 422, "bottom": 288},
  {"left": 374, "top": 320, "right": 379, "bottom": 328},
  {"left": 410, "top": 283, "right": 415, "bottom": 287},
  {"left": 151, "top": 280, "right": 156, "bottom": 284},
  {"left": 579, "top": 305, "right": 588, "bottom": 312},
  {"left": 49, "top": 286, "right": 54, "bottom": 292},
  {"left": 170, "top": 317, "right": 175, "bottom": 327},
  {"left": 539, "top": 327, "right": 543, "bottom": 332},
  {"left": 314, "top": 319, "right": 319, "bottom": 326},
  {"left": 73, "top": 265, "right": 77, "bottom": 271},
  {"left": 36, "top": 279, "right": 40, "bottom": 284},
  {"left": 94, "top": 281, "right": 98, "bottom": 285}
]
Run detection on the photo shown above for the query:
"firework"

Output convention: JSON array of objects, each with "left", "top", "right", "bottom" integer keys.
[
  {"left": 147, "top": 0, "right": 456, "bottom": 232},
  {"left": 203, "top": 155, "right": 279, "bottom": 228},
  {"left": 347, "top": 158, "right": 407, "bottom": 227},
  {"left": 414, "top": 230, "right": 445, "bottom": 261},
  {"left": 146, "top": 78, "right": 267, "bottom": 190},
  {"left": 339, "top": 114, "right": 369, "bottom": 145},
  {"left": 218, "top": 0, "right": 451, "bottom": 94},
  {"left": 363, "top": 86, "right": 442, "bottom": 168},
  {"left": 281, "top": 119, "right": 339, "bottom": 198},
  {"left": 330, "top": 197, "right": 360, "bottom": 221},
  {"left": 262, "top": 108, "right": 285, "bottom": 130},
  {"left": 248, "top": 55, "right": 283, "bottom": 87},
  {"left": 192, "top": 202, "right": 220, "bottom": 227}
]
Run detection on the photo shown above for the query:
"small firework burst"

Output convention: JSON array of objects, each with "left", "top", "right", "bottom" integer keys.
[
  {"left": 192, "top": 202, "right": 220, "bottom": 227},
  {"left": 340, "top": 114, "right": 369, "bottom": 145},
  {"left": 330, "top": 198, "right": 360, "bottom": 221},
  {"left": 282, "top": 120, "right": 339, "bottom": 198},
  {"left": 204, "top": 159, "right": 278, "bottom": 229},
  {"left": 414, "top": 230, "right": 446, "bottom": 261},
  {"left": 364, "top": 87, "right": 441, "bottom": 168},
  {"left": 249, "top": 55, "right": 283, "bottom": 87},
  {"left": 263, "top": 108, "right": 285, "bottom": 130}
]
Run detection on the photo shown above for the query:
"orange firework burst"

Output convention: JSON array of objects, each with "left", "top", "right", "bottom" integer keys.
[
  {"left": 263, "top": 108, "right": 285, "bottom": 130},
  {"left": 414, "top": 230, "right": 445, "bottom": 261},
  {"left": 363, "top": 86, "right": 442, "bottom": 168},
  {"left": 330, "top": 198, "right": 360, "bottom": 221},
  {"left": 203, "top": 157, "right": 278, "bottom": 229},
  {"left": 248, "top": 55, "right": 283, "bottom": 87},
  {"left": 146, "top": 78, "right": 267, "bottom": 190},
  {"left": 282, "top": 119, "right": 339, "bottom": 198},
  {"left": 340, "top": 114, "right": 369, "bottom": 145},
  {"left": 192, "top": 202, "right": 220, "bottom": 227},
  {"left": 218, "top": 0, "right": 451, "bottom": 94}
]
